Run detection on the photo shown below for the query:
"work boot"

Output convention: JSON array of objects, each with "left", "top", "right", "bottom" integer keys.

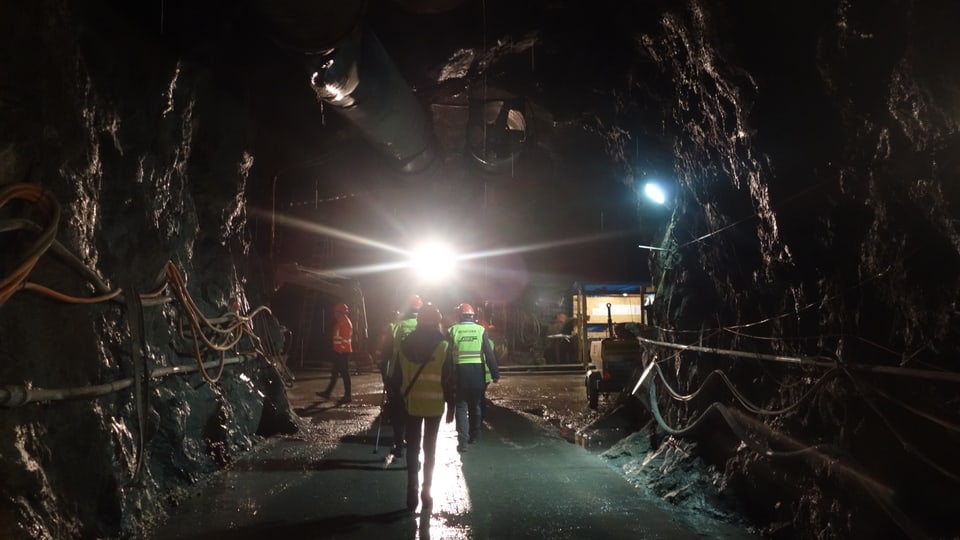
[
  {"left": 456, "top": 443, "right": 467, "bottom": 453},
  {"left": 338, "top": 396, "right": 352, "bottom": 404},
  {"left": 317, "top": 390, "right": 331, "bottom": 400},
  {"left": 391, "top": 444, "right": 404, "bottom": 458}
]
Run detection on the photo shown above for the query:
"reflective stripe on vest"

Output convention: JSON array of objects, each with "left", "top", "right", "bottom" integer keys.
[
  {"left": 333, "top": 318, "right": 353, "bottom": 353},
  {"left": 449, "top": 323, "right": 483, "bottom": 364},
  {"left": 402, "top": 341, "right": 448, "bottom": 417}
]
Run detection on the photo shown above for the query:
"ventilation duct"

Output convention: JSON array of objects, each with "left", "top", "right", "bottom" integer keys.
[
  {"left": 309, "top": 25, "right": 436, "bottom": 173},
  {"left": 255, "top": 1, "right": 436, "bottom": 173},
  {"left": 467, "top": 98, "right": 528, "bottom": 174}
]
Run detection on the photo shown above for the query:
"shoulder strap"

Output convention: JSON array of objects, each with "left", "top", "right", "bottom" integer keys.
[{"left": 402, "top": 362, "right": 429, "bottom": 399}]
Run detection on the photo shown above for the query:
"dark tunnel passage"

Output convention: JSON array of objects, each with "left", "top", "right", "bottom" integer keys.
[{"left": 2, "top": 0, "right": 960, "bottom": 538}]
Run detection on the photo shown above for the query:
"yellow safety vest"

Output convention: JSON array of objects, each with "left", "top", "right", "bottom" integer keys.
[{"left": 401, "top": 340, "right": 449, "bottom": 417}]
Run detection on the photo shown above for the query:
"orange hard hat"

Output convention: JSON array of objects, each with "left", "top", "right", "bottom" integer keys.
[
  {"left": 334, "top": 302, "right": 349, "bottom": 313},
  {"left": 458, "top": 303, "right": 475, "bottom": 316},
  {"left": 418, "top": 303, "right": 442, "bottom": 327}
]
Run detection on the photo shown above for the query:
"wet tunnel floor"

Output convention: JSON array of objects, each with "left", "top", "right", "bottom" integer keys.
[{"left": 147, "top": 370, "right": 756, "bottom": 539}]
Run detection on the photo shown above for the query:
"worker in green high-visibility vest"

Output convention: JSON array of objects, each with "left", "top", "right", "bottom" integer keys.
[{"left": 447, "top": 303, "right": 499, "bottom": 453}]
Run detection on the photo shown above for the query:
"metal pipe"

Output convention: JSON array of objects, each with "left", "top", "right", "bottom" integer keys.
[
  {"left": 0, "top": 354, "right": 257, "bottom": 408},
  {"left": 578, "top": 287, "right": 588, "bottom": 365},
  {"left": 638, "top": 336, "right": 960, "bottom": 384},
  {"left": 149, "top": 355, "right": 251, "bottom": 378},
  {"left": 605, "top": 302, "right": 613, "bottom": 339}
]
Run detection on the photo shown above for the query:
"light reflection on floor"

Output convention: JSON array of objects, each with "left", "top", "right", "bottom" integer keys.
[{"left": 413, "top": 416, "right": 472, "bottom": 539}]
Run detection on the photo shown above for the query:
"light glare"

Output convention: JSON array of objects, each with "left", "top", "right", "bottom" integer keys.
[
  {"left": 411, "top": 242, "right": 456, "bottom": 280},
  {"left": 643, "top": 182, "right": 667, "bottom": 205}
]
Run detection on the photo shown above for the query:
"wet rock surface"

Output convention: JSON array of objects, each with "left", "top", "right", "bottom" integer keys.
[{"left": 0, "top": 2, "right": 289, "bottom": 538}]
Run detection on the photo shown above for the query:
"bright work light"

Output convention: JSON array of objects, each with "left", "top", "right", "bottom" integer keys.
[
  {"left": 643, "top": 182, "right": 667, "bottom": 205},
  {"left": 410, "top": 241, "right": 457, "bottom": 281}
]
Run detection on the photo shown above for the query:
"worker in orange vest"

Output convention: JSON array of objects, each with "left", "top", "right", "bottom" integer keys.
[{"left": 320, "top": 302, "right": 353, "bottom": 404}]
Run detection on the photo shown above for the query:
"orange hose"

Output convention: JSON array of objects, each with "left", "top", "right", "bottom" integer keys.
[
  {"left": 0, "top": 184, "right": 60, "bottom": 305},
  {"left": 23, "top": 282, "right": 123, "bottom": 304},
  {"left": 0, "top": 190, "right": 272, "bottom": 386}
]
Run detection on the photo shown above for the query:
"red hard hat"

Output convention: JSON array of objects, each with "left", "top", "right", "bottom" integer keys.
[
  {"left": 458, "top": 303, "right": 475, "bottom": 316},
  {"left": 334, "top": 302, "right": 349, "bottom": 313},
  {"left": 409, "top": 295, "right": 424, "bottom": 311},
  {"left": 418, "top": 303, "right": 442, "bottom": 327}
]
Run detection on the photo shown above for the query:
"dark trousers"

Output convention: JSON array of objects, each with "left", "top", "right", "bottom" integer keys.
[
  {"left": 480, "top": 382, "right": 489, "bottom": 420},
  {"left": 455, "top": 387, "right": 484, "bottom": 446},
  {"left": 405, "top": 415, "right": 442, "bottom": 505},
  {"left": 324, "top": 352, "right": 352, "bottom": 397}
]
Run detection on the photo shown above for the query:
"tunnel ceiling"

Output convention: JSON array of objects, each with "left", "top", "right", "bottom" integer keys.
[{"left": 114, "top": 0, "right": 668, "bottom": 282}]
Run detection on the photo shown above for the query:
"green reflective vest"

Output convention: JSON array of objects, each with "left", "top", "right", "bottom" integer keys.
[
  {"left": 448, "top": 322, "right": 484, "bottom": 364},
  {"left": 388, "top": 317, "right": 418, "bottom": 379},
  {"left": 394, "top": 317, "right": 418, "bottom": 344},
  {"left": 401, "top": 340, "right": 449, "bottom": 417}
]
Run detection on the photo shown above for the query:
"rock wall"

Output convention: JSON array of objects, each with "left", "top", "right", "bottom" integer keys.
[
  {"left": 0, "top": 2, "right": 293, "bottom": 538},
  {"left": 634, "top": 1, "right": 960, "bottom": 538}
]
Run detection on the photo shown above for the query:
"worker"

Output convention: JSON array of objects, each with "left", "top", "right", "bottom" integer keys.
[
  {"left": 319, "top": 302, "right": 353, "bottom": 404},
  {"left": 546, "top": 313, "right": 567, "bottom": 364},
  {"left": 385, "top": 295, "right": 423, "bottom": 459},
  {"left": 399, "top": 303, "right": 454, "bottom": 513},
  {"left": 448, "top": 303, "right": 498, "bottom": 452},
  {"left": 570, "top": 315, "right": 587, "bottom": 368}
]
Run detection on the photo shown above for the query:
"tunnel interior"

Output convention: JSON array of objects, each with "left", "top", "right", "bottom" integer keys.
[{"left": 2, "top": 0, "right": 960, "bottom": 538}]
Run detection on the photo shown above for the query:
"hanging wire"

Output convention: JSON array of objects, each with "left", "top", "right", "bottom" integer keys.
[
  {"left": 639, "top": 360, "right": 937, "bottom": 539},
  {"left": 654, "top": 362, "right": 841, "bottom": 416}
]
